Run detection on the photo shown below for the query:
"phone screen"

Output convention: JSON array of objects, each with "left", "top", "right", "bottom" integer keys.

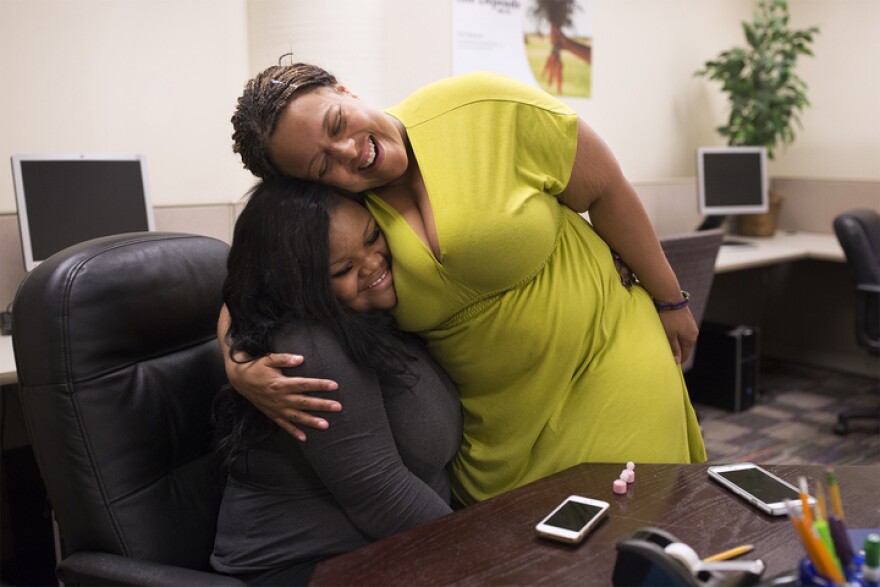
[
  {"left": 716, "top": 468, "right": 800, "bottom": 503},
  {"left": 544, "top": 500, "right": 605, "bottom": 531}
]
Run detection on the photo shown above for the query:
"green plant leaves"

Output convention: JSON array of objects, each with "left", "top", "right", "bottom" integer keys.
[{"left": 694, "top": 0, "right": 820, "bottom": 158}]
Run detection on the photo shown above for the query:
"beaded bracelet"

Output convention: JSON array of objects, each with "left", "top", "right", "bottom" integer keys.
[{"left": 653, "top": 290, "right": 690, "bottom": 312}]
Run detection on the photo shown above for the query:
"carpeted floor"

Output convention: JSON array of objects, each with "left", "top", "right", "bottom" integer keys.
[{"left": 694, "top": 359, "right": 880, "bottom": 466}]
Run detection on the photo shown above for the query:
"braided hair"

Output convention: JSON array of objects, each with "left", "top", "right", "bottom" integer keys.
[{"left": 231, "top": 62, "right": 338, "bottom": 179}]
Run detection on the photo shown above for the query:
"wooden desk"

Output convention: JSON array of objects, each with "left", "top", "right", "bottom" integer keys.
[
  {"left": 310, "top": 463, "right": 879, "bottom": 586},
  {"left": 0, "top": 335, "right": 16, "bottom": 385},
  {"left": 715, "top": 231, "right": 844, "bottom": 274}
]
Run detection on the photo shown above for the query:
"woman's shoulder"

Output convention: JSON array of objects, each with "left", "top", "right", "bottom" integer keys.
[
  {"left": 272, "top": 321, "right": 353, "bottom": 376},
  {"left": 387, "top": 72, "right": 573, "bottom": 125},
  {"left": 274, "top": 320, "right": 340, "bottom": 351},
  {"left": 426, "top": 71, "right": 531, "bottom": 97},
  {"left": 272, "top": 319, "right": 415, "bottom": 378}
]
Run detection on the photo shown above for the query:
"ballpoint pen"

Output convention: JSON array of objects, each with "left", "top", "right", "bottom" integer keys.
[{"left": 786, "top": 499, "right": 825, "bottom": 574}]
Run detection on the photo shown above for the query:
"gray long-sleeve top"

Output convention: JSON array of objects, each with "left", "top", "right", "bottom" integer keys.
[{"left": 211, "top": 322, "right": 462, "bottom": 574}]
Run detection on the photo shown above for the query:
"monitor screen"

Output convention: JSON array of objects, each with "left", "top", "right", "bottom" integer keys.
[
  {"left": 11, "top": 154, "right": 154, "bottom": 271},
  {"left": 697, "top": 146, "right": 769, "bottom": 217}
]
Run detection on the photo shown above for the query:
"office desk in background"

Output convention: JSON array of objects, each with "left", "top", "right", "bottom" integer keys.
[
  {"left": 708, "top": 231, "right": 867, "bottom": 375},
  {"left": 715, "top": 231, "right": 844, "bottom": 273},
  {"left": 310, "top": 463, "right": 880, "bottom": 586}
]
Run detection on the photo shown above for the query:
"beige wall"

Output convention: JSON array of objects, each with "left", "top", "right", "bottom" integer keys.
[
  {"left": 0, "top": 0, "right": 255, "bottom": 213},
  {"left": 1, "top": 0, "right": 878, "bottom": 275},
  {"left": 247, "top": 0, "right": 880, "bottom": 184},
  {"left": 2, "top": 1, "right": 878, "bottom": 214}
]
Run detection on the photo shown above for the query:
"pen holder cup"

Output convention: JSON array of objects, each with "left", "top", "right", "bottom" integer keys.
[{"left": 798, "top": 556, "right": 868, "bottom": 586}]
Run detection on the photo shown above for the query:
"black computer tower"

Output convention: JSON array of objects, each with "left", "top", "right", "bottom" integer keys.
[{"left": 685, "top": 322, "right": 760, "bottom": 412}]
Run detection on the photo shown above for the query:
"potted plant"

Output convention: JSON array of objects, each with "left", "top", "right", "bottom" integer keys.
[{"left": 695, "top": 0, "right": 819, "bottom": 236}]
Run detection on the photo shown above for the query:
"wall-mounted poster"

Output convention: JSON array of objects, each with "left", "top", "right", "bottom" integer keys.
[{"left": 452, "top": 0, "right": 593, "bottom": 98}]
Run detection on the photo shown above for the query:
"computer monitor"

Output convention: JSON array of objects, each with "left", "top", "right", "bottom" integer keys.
[
  {"left": 697, "top": 146, "right": 769, "bottom": 218},
  {"left": 11, "top": 154, "right": 155, "bottom": 271}
]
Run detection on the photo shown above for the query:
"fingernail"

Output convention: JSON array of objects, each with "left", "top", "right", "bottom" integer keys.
[
  {"left": 327, "top": 382, "right": 339, "bottom": 390},
  {"left": 316, "top": 419, "right": 329, "bottom": 429}
]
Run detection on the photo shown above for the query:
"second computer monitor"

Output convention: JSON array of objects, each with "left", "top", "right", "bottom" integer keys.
[
  {"left": 697, "top": 146, "right": 769, "bottom": 216},
  {"left": 11, "top": 154, "right": 154, "bottom": 272}
]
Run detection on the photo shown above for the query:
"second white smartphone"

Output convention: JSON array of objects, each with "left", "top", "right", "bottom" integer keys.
[
  {"left": 708, "top": 462, "right": 816, "bottom": 516},
  {"left": 535, "top": 495, "right": 610, "bottom": 544}
]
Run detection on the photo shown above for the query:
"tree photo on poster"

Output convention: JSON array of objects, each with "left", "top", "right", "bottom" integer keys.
[
  {"left": 526, "top": 0, "right": 592, "bottom": 97},
  {"left": 452, "top": 0, "right": 593, "bottom": 98}
]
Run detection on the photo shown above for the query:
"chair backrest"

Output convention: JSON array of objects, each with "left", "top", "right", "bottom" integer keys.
[
  {"left": 660, "top": 229, "right": 724, "bottom": 371},
  {"left": 12, "top": 232, "right": 230, "bottom": 571},
  {"left": 833, "top": 209, "right": 880, "bottom": 354}
]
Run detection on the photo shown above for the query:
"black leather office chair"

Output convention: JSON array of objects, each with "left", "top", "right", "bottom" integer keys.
[
  {"left": 12, "top": 232, "right": 245, "bottom": 586},
  {"left": 832, "top": 209, "right": 880, "bottom": 435}
]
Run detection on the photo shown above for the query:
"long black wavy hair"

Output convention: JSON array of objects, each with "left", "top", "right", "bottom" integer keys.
[{"left": 213, "top": 176, "right": 411, "bottom": 473}]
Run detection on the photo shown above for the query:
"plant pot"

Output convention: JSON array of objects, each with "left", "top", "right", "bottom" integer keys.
[{"left": 737, "top": 189, "right": 784, "bottom": 237}]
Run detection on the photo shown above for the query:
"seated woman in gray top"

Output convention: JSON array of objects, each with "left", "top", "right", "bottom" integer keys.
[{"left": 210, "top": 177, "right": 462, "bottom": 585}]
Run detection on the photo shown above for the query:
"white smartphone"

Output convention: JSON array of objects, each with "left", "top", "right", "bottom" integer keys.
[
  {"left": 708, "top": 462, "right": 816, "bottom": 516},
  {"left": 535, "top": 495, "right": 610, "bottom": 544}
]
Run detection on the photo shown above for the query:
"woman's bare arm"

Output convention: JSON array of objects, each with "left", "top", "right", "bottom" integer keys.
[
  {"left": 558, "top": 119, "right": 698, "bottom": 364},
  {"left": 218, "top": 305, "right": 341, "bottom": 441}
]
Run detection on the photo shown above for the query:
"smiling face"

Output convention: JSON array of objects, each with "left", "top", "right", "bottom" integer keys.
[
  {"left": 327, "top": 197, "right": 397, "bottom": 313},
  {"left": 268, "top": 86, "right": 409, "bottom": 193}
]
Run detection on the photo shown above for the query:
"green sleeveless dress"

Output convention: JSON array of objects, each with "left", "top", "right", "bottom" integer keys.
[{"left": 367, "top": 73, "right": 706, "bottom": 504}]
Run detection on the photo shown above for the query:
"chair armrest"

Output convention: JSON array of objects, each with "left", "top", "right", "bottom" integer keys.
[
  {"left": 57, "top": 551, "right": 247, "bottom": 587},
  {"left": 856, "top": 283, "right": 880, "bottom": 294}
]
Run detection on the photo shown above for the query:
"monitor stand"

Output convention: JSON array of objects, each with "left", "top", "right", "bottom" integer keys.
[
  {"left": 698, "top": 215, "right": 755, "bottom": 247},
  {"left": 721, "top": 238, "right": 755, "bottom": 247},
  {"left": 697, "top": 215, "right": 726, "bottom": 231}
]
